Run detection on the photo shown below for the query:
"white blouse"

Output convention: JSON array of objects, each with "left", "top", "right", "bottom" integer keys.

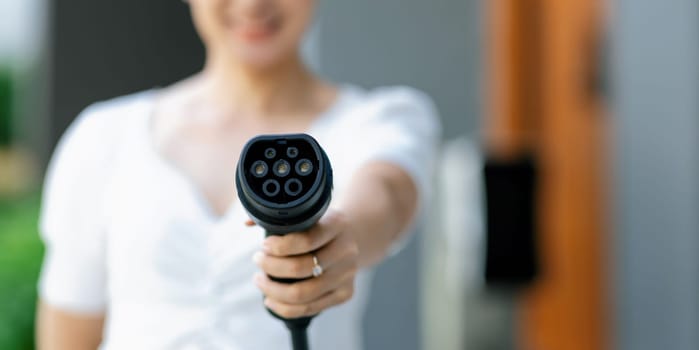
[{"left": 38, "top": 85, "right": 441, "bottom": 350}]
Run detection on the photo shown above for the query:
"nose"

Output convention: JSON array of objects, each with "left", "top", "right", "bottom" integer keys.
[{"left": 235, "top": 0, "right": 274, "bottom": 20}]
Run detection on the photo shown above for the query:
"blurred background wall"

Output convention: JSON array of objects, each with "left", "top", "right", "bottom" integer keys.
[
  {"left": 481, "top": 1, "right": 610, "bottom": 349},
  {"left": 48, "top": 0, "right": 204, "bottom": 152},
  {"left": 314, "top": 0, "right": 482, "bottom": 139},
  {"left": 611, "top": 0, "right": 699, "bottom": 349}
]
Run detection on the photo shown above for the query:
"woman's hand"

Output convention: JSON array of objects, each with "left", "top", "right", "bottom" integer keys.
[{"left": 248, "top": 210, "right": 360, "bottom": 319}]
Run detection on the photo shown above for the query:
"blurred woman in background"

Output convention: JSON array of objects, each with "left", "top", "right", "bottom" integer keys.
[{"left": 36, "top": 0, "right": 440, "bottom": 349}]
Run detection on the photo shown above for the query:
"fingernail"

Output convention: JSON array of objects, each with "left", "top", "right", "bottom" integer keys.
[
  {"left": 323, "top": 210, "right": 338, "bottom": 223},
  {"left": 252, "top": 251, "right": 263, "bottom": 265},
  {"left": 254, "top": 273, "right": 264, "bottom": 286},
  {"left": 262, "top": 238, "right": 273, "bottom": 253}
]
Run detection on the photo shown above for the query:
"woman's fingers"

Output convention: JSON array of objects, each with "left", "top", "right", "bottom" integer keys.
[
  {"left": 251, "top": 209, "right": 360, "bottom": 316},
  {"left": 253, "top": 252, "right": 320, "bottom": 279},
  {"left": 262, "top": 211, "right": 348, "bottom": 257},
  {"left": 254, "top": 259, "right": 357, "bottom": 305},
  {"left": 253, "top": 236, "right": 357, "bottom": 279},
  {"left": 263, "top": 280, "right": 355, "bottom": 319}
]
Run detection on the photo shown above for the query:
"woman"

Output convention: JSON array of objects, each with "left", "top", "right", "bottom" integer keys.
[{"left": 36, "top": 0, "right": 440, "bottom": 349}]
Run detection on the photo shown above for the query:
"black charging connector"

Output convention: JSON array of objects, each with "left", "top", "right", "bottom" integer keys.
[{"left": 236, "top": 134, "right": 333, "bottom": 350}]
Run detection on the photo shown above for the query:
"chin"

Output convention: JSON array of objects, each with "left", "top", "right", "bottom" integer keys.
[{"left": 231, "top": 44, "right": 297, "bottom": 69}]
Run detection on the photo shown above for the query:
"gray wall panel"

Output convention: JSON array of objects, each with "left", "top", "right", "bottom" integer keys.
[
  {"left": 316, "top": 0, "right": 481, "bottom": 140},
  {"left": 612, "top": 1, "right": 699, "bottom": 349}
]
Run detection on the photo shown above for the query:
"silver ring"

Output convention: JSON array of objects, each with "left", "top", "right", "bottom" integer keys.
[{"left": 312, "top": 254, "right": 323, "bottom": 278}]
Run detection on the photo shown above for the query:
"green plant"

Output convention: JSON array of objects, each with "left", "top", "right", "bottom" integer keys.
[
  {"left": 0, "top": 193, "right": 43, "bottom": 350},
  {"left": 0, "top": 67, "right": 13, "bottom": 146}
]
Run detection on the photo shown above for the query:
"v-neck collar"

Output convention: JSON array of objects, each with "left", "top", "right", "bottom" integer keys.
[
  {"left": 139, "top": 101, "right": 239, "bottom": 225},
  {"left": 138, "top": 86, "right": 354, "bottom": 226}
]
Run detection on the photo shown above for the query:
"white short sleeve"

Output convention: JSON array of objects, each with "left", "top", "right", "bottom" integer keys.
[{"left": 38, "top": 104, "right": 117, "bottom": 313}]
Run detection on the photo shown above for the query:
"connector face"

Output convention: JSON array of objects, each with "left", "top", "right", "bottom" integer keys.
[
  {"left": 236, "top": 133, "right": 333, "bottom": 234},
  {"left": 241, "top": 135, "right": 322, "bottom": 205}
]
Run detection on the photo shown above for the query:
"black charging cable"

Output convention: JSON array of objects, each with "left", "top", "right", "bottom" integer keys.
[{"left": 236, "top": 134, "right": 333, "bottom": 350}]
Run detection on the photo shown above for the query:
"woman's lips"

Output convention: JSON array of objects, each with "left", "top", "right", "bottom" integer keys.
[{"left": 234, "top": 17, "right": 280, "bottom": 42}]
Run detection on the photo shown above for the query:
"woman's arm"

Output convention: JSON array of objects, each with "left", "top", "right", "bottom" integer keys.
[
  {"left": 339, "top": 162, "right": 418, "bottom": 267},
  {"left": 36, "top": 301, "right": 104, "bottom": 350}
]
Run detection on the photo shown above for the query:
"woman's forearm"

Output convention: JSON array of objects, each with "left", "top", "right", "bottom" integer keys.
[
  {"left": 340, "top": 162, "right": 419, "bottom": 268},
  {"left": 36, "top": 301, "right": 104, "bottom": 350}
]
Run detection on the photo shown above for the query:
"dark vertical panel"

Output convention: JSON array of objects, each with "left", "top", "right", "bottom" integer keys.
[{"left": 49, "top": 0, "right": 204, "bottom": 146}]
